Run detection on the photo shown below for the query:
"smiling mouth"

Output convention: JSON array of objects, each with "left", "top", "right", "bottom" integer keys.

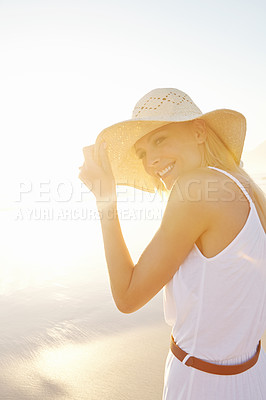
[{"left": 157, "top": 162, "right": 175, "bottom": 178}]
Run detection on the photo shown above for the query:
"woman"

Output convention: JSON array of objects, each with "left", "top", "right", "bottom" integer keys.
[{"left": 79, "top": 88, "right": 266, "bottom": 399}]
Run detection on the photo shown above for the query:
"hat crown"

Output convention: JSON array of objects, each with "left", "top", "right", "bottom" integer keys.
[{"left": 132, "top": 88, "right": 202, "bottom": 122}]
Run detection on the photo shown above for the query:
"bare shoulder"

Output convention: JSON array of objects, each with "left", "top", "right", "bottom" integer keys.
[
  {"left": 162, "top": 167, "right": 252, "bottom": 260},
  {"left": 170, "top": 167, "right": 246, "bottom": 204},
  {"left": 169, "top": 167, "right": 225, "bottom": 207},
  {"left": 161, "top": 168, "right": 216, "bottom": 233},
  {"left": 166, "top": 167, "right": 249, "bottom": 229}
]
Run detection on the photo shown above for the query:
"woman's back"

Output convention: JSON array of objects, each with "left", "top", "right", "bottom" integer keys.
[
  {"left": 163, "top": 167, "right": 266, "bottom": 399},
  {"left": 195, "top": 167, "right": 253, "bottom": 258}
]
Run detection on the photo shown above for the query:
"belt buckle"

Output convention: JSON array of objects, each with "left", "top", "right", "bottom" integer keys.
[{"left": 182, "top": 353, "right": 193, "bottom": 366}]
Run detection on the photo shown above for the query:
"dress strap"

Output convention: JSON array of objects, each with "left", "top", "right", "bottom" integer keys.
[{"left": 207, "top": 166, "right": 253, "bottom": 206}]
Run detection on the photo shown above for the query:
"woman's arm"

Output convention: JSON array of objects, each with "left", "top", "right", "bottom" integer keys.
[
  {"left": 79, "top": 143, "right": 135, "bottom": 311},
  {"left": 120, "top": 175, "right": 210, "bottom": 313},
  {"left": 98, "top": 203, "right": 135, "bottom": 312},
  {"left": 97, "top": 173, "right": 210, "bottom": 314},
  {"left": 79, "top": 144, "right": 210, "bottom": 314}
]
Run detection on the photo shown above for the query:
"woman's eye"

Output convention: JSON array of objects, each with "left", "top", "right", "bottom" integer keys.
[
  {"left": 154, "top": 137, "right": 165, "bottom": 145},
  {"left": 138, "top": 152, "right": 146, "bottom": 160}
]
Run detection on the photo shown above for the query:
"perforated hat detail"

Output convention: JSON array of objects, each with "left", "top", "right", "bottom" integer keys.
[
  {"left": 132, "top": 89, "right": 202, "bottom": 121},
  {"left": 95, "top": 88, "right": 246, "bottom": 193}
]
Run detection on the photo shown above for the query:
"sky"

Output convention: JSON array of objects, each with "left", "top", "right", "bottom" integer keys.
[
  {"left": 0, "top": 0, "right": 266, "bottom": 292},
  {"left": 1, "top": 0, "right": 266, "bottom": 177}
]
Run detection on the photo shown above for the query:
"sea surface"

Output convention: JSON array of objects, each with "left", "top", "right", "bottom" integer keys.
[{"left": 1, "top": 190, "right": 168, "bottom": 399}]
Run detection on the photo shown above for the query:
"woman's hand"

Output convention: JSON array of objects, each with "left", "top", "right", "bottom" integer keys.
[{"left": 78, "top": 143, "right": 117, "bottom": 210}]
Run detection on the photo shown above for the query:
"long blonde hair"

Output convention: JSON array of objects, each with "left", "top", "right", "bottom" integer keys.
[{"left": 154, "top": 122, "right": 266, "bottom": 232}]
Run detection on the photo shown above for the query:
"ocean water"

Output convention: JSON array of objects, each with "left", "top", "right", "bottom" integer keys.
[
  {"left": 0, "top": 206, "right": 165, "bottom": 344},
  {"left": 0, "top": 202, "right": 166, "bottom": 399}
]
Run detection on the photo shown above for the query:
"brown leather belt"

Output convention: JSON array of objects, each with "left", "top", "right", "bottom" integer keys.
[{"left": 170, "top": 335, "right": 261, "bottom": 375}]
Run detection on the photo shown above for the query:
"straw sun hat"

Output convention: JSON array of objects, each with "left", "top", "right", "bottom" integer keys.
[{"left": 95, "top": 88, "right": 246, "bottom": 193}]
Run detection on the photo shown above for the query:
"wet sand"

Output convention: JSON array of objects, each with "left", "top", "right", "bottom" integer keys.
[{"left": 1, "top": 321, "right": 172, "bottom": 400}]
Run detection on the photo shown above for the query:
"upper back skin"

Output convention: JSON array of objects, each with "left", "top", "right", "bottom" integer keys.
[{"left": 177, "top": 167, "right": 264, "bottom": 259}]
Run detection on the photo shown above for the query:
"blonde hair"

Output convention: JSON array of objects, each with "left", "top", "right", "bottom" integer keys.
[
  {"left": 153, "top": 122, "right": 266, "bottom": 231},
  {"left": 202, "top": 123, "right": 266, "bottom": 230}
]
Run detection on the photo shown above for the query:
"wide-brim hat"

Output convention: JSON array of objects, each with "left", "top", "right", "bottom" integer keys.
[{"left": 95, "top": 88, "right": 246, "bottom": 193}]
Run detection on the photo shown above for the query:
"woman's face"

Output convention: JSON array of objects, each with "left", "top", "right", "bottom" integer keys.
[{"left": 134, "top": 121, "right": 205, "bottom": 190}]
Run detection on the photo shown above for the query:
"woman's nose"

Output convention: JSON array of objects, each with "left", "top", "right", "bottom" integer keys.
[{"left": 146, "top": 153, "right": 160, "bottom": 168}]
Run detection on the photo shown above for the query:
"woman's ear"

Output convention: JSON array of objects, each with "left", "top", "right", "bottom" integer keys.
[{"left": 191, "top": 119, "right": 207, "bottom": 144}]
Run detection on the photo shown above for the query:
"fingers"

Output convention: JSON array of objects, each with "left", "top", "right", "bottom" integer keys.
[
  {"left": 99, "top": 142, "right": 113, "bottom": 175},
  {"left": 78, "top": 170, "right": 93, "bottom": 191},
  {"left": 79, "top": 146, "right": 101, "bottom": 186},
  {"left": 79, "top": 142, "right": 114, "bottom": 192},
  {"left": 79, "top": 142, "right": 116, "bottom": 198},
  {"left": 83, "top": 145, "right": 94, "bottom": 166},
  {"left": 83, "top": 145, "right": 94, "bottom": 158},
  {"left": 93, "top": 143, "right": 101, "bottom": 166},
  {"left": 83, "top": 144, "right": 103, "bottom": 169}
]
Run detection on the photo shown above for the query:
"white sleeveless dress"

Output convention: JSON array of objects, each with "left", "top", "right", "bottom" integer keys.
[{"left": 162, "top": 167, "right": 266, "bottom": 400}]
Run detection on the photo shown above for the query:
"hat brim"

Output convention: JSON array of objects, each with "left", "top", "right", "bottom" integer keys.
[{"left": 95, "top": 109, "right": 246, "bottom": 193}]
